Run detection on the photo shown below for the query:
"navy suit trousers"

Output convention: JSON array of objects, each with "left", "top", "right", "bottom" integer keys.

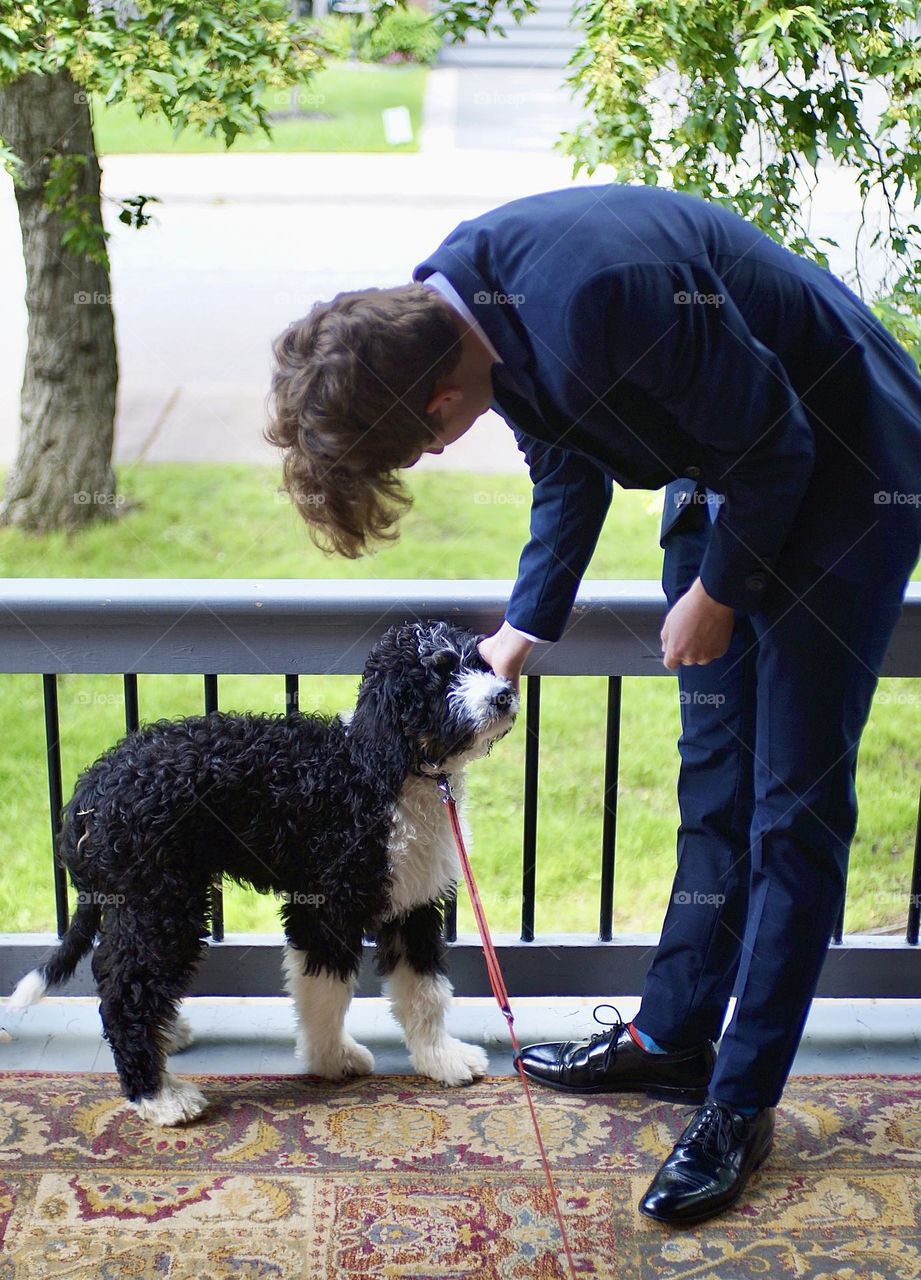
[{"left": 634, "top": 520, "right": 913, "bottom": 1109}]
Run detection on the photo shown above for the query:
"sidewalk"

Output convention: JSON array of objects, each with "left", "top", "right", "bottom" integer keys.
[{"left": 423, "top": 63, "right": 587, "bottom": 153}]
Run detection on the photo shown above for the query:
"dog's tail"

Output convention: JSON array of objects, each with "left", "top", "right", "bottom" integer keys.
[
  {"left": 9, "top": 793, "right": 103, "bottom": 1008},
  {"left": 8, "top": 898, "right": 101, "bottom": 1009}
]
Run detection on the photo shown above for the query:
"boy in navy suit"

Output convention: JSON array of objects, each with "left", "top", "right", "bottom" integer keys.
[{"left": 267, "top": 183, "right": 921, "bottom": 1224}]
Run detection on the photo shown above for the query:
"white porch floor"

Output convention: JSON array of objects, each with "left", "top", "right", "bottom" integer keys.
[{"left": 2, "top": 995, "right": 919, "bottom": 1079}]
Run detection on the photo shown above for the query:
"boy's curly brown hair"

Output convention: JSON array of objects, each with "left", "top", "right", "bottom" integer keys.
[{"left": 264, "top": 283, "right": 462, "bottom": 558}]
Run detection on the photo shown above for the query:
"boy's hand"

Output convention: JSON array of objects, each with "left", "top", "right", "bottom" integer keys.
[
  {"left": 477, "top": 621, "right": 534, "bottom": 694},
  {"left": 661, "top": 577, "right": 735, "bottom": 671}
]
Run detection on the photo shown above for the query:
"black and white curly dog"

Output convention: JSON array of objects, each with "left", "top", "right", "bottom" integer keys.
[{"left": 8, "top": 621, "right": 518, "bottom": 1127}]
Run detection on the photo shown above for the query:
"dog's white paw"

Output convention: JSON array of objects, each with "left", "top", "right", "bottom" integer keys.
[
  {"left": 413, "top": 1038, "right": 489, "bottom": 1086},
  {"left": 164, "top": 1014, "right": 194, "bottom": 1055},
  {"left": 131, "top": 1074, "right": 207, "bottom": 1127},
  {"left": 304, "top": 1035, "right": 375, "bottom": 1080}
]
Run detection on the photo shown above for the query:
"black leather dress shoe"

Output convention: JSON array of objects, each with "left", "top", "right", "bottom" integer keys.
[
  {"left": 638, "top": 1098, "right": 775, "bottom": 1225},
  {"left": 514, "top": 1006, "right": 715, "bottom": 1102}
]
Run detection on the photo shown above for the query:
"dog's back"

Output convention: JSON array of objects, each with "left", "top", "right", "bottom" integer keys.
[{"left": 63, "top": 709, "right": 368, "bottom": 893}]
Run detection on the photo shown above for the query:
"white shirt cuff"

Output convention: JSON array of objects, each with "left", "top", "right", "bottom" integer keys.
[{"left": 504, "top": 621, "right": 551, "bottom": 644}]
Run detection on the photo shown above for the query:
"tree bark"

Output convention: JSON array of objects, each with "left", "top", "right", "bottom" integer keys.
[{"left": 0, "top": 70, "right": 117, "bottom": 532}]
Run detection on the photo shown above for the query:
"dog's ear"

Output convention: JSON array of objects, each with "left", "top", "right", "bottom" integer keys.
[
  {"left": 349, "top": 631, "right": 426, "bottom": 791},
  {"left": 422, "top": 648, "right": 459, "bottom": 674},
  {"left": 348, "top": 672, "right": 415, "bottom": 795}
]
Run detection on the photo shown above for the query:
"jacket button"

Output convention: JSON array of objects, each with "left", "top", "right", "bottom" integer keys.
[
  {"left": 685, "top": 465, "right": 701, "bottom": 479},
  {"left": 745, "top": 573, "right": 766, "bottom": 591}
]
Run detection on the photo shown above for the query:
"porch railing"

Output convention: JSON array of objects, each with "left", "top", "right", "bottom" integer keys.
[{"left": 1, "top": 578, "right": 919, "bottom": 999}]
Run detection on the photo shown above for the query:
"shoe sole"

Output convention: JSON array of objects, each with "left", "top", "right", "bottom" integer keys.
[
  {"left": 637, "top": 1139, "right": 774, "bottom": 1226},
  {"left": 517, "top": 1065, "right": 710, "bottom": 1104}
]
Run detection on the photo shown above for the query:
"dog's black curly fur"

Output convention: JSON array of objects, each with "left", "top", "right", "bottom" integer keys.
[{"left": 15, "top": 620, "right": 516, "bottom": 1111}]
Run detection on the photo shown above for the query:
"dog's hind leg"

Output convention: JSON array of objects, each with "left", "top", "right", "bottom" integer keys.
[
  {"left": 376, "top": 903, "right": 489, "bottom": 1086},
  {"left": 164, "top": 1013, "right": 194, "bottom": 1055},
  {"left": 281, "top": 940, "right": 374, "bottom": 1080},
  {"left": 93, "top": 907, "right": 208, "bottom": 1126}
]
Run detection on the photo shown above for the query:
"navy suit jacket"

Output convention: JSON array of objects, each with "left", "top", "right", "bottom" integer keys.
[{"left": 413, "top": 184, "right": 921, "bottom": 641}]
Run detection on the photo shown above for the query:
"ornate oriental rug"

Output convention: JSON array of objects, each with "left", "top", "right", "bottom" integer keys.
[{"left": 0, "top": 1072, "right": 918, "bottom": 1278}]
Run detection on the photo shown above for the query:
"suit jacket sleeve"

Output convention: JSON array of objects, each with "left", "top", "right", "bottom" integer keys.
[
  {"left": 504, "top": 426, "right": 614, "bottom": 642},
  {"left": 569, "top": 260, "right": 817, "bottom": 612}
]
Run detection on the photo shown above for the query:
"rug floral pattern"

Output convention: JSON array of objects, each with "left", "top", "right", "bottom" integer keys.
[{"left": 0, "top": 1072, "right": 918, "bottom": 1277}]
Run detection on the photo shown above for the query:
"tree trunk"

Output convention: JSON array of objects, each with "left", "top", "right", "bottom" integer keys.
[{"left": 0, "top": 70, "right": 117, "bottom": 532}]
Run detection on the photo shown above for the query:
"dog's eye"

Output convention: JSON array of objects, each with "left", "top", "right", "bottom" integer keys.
[{"left": 424, "top": 648, "right": 459, "bottom": 673}]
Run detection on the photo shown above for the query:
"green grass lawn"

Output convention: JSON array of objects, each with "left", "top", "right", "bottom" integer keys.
[
  {"left": 0, "top": 463, "right": 917, "bottom": 940},
  {"left": 90, "top": 64, "right": 427, "bottom": 154}
]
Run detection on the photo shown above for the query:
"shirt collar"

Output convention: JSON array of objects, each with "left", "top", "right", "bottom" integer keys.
[{"left": 419, "top": 270, "right": 504, "bottom": 365}]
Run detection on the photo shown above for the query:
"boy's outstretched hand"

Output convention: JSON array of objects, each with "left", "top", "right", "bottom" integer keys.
[
  {"left": 477, "top": 621, "right": 534, "bottom": 694},
  {"left": 661, "top": 577, "right": 735, "bottom": 670}
]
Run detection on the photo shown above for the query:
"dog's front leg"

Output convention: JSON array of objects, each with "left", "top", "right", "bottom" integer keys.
[
  {"left": 281, "top": 945, "right": 374, "bottom": 1079},
  {"left": 376, "top": 905, "right": 489, "bottom": 1086}
]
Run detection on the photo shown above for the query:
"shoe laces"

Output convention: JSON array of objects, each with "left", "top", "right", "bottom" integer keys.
[
  {"left": 682, "top": 1100, "right": 745, "bottom": 1160},
  {"left": 584, "top": 1003, "right": 627, "bottom": 1069}
]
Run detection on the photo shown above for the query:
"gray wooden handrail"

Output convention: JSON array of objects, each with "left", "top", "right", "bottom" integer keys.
[{"left": 0, "top": 578, "right": 918, "bottom": 676}]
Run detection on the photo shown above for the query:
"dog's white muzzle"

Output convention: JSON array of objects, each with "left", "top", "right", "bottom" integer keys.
[{"left": 448, "top": 671, "right": 519, "bottom": 732}]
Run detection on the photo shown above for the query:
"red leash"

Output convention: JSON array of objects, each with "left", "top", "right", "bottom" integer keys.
[{"left": 438, "top": 773, "right": 581, "bottom": 1279}]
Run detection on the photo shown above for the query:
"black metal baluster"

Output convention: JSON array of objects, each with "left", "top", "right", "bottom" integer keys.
[
  {"left": 599, "top": 676, "right": 622, "bottom": 942},
  {"left": 907, "top": 782, "right": 921, "bottom": 946},
  {"left": 285, "top": 673, "right": 298, "bottom": 713},
  {"left": 834, "top": 822, "right": 853, "bottom": 943},
  {"left": 43, "top": 675, "right": 68, "bottom": 937},
  {"left": 443, "top": 892, "right": 457, "bottom": 944},
  {"left": 123, "top": 673, "right": 139, "bottom": 733},
  {"left": 204, "top": 674, "right": 224, "bottom": 942},
  {"left": 521, "top": 675, "right": 540, "bottom": 942},
  {"left": 833, "top": 893, "right": 846, "bottom": 945}
]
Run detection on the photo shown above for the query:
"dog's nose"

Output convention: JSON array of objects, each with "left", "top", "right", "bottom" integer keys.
[{"left": 492, "top": 689, "right": 517, "bottom": 713}]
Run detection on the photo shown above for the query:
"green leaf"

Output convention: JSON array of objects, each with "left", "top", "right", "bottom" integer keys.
[{"left": 145, "top": 70, "right": 180, "bottom": 95}]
